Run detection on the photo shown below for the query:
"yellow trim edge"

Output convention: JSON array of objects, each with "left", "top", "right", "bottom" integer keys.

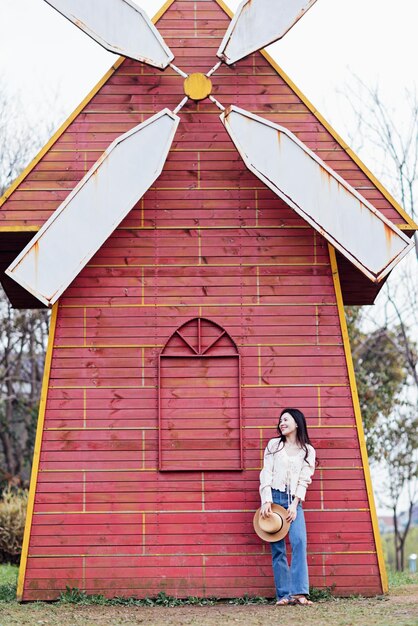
[
  {"left": 16, "top": 303, "right": 59, "bottom": 602},
  {"left": 0, "top": 226, "right": 39, "bottom": 233},
  {"left": 0, "top": 222, "right": 409, "bottom": 234},
  {"left": 0, "top": 59, "right": 123, "bottom": 211},
  {"left": 152, "top": 0, "right": 177, "bottom": 23},
  {"left": 329, "top": 244, "right": 388, "bottom": 594},
  {"left": 0, "top": 0, "right": 176, "bottom": 215},
  {"left": 214, "top": 0, "right": 417, "bottom": 232}
]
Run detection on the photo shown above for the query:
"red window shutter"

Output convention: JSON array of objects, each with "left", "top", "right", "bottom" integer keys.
[{"left": 158, "top": 318, "right": 243, "bottom": 471}]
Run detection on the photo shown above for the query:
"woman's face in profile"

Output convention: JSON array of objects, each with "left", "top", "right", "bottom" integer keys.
[{"left": 278, "top": 412, "right": 297, "bottom": 437}]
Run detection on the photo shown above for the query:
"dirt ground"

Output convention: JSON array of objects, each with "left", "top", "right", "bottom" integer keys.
[{"left": 1, "top": 585, "right": 418, "bottom": 626}]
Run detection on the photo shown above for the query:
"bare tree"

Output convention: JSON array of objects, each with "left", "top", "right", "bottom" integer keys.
[
  {"left": 342, "top": 76, "right": 418, "bottom": 570},
  {"left": 0, "top": 295, "right": 49, "bottom": 485},
  {"left": 1, "top": 82, "right": 39, "bottom": 196},
  {"left": 373, "top": 412, "right": 418, "bottom": 571},
  {"left": 0, "top": 79, "right": 61, "bottom": 487},
  {"left": 343, "top": 77, "right": 418, "bottom": 258}
]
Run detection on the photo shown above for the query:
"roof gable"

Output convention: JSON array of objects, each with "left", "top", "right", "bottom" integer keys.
[{"left": 0, "top": 0, "right": 416, "bottom": 307}]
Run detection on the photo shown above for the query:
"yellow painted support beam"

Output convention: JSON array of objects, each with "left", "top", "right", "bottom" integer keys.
[
  {"left": 329, "top": 244, "right": 388, "bottom": 594},
  {"left": 16, "top": 303, "right": 59, "bottom": 601}
]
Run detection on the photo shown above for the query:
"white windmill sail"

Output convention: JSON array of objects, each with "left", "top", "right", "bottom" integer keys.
[
  {"left": 221, "top": 105, "right": 414, "bottom": 283},
  {"left": 44, "top": 0, "right": 174, "bottom": 69},
  {"left": 6, "top": 109, "right": 180, "bottom": 306},
  {"left": 217, "top": 0, "right": 318, "bottom": 65}
]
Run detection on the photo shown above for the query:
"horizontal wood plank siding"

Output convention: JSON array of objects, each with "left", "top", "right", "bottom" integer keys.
[{"left": 10, "top": 0, "right": 383, "bottom": 600}]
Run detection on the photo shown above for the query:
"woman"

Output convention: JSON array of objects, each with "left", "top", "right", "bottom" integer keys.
[{"left": 259, "top": 408, "right": 316, "bottom": 606}]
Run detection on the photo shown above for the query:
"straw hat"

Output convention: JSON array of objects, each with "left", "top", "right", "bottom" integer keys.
[{"left": 253, "top": 504, "right": 290, "bottom": 542}]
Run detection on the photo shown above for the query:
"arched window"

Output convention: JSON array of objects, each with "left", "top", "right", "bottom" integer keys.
[{"left": 158, "top": 318, "right": 243, "bottom": 471}]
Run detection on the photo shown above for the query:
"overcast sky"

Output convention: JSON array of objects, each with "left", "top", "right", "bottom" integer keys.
[{"left": 2, "top": 0, "right": 418, "bottom": 152}]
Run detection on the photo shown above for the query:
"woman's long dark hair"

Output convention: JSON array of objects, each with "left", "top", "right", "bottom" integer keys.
[{"left": 271, "top": 408, "right": 314, "bottom": 463}]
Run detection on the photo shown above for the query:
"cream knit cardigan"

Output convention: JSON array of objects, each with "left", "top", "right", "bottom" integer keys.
[{"left": 259, "top": 438, "right": 316, "bottom": 505}]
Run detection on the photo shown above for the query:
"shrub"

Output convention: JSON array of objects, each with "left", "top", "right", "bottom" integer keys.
[
  {"left": 0, "top": 581, "right": 16, "bottom": 603},
  {"left": 0, "top": 487, "right": 28, "bottom": 564},
  {"left": 308, "top": 585, "right": 335, "bottom": 601},
  {"left": 0, "top": 564, "right": 18, "bottom": 602},
  {"left": 388, "top": 569, "right": 418, "bottom": 587}
]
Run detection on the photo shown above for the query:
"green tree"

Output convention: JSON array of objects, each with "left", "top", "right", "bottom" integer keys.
[
  {"left": 345, "top": 306, "right": 411, "bottom": 459},
  {"left": 373, "top": 413, "right": 418, "bottom": 571},
  {"left": 342, "top": 77, "right": 418, "bottom": 572},
  {"left": 347, "top": 304, "right": 418, "bottom": 571}
]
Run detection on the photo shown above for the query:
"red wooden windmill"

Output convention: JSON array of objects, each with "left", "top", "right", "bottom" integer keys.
[{"left": 0, "top": 0, "right": 416, "bottom": 601}]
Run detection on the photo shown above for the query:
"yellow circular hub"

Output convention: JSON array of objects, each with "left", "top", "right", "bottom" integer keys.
[{"left": 183, "top": 73, "right": 212, "bottom": 101}]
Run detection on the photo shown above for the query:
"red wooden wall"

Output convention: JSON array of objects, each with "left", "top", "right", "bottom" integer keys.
[{"left": 1, "top": 0, "right": 390, "bottom": 600}]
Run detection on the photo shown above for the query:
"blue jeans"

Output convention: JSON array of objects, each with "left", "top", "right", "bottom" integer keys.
[{"left": 270, "top": 488, "right": 309, "bottom": 600}]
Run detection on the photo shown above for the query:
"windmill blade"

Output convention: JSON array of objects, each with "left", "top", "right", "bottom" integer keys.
[
  {"left": 217, "top": 0, "right": 318, "bottom": 65},
  {"left": 6, "top": 109, "right": 180, "bottom": 306},
  {"left": 220, "top": 106, "right": 414, "bottom": 283},
  {"left": 44, "top": 0, "right": 174, "bottom": 69}
]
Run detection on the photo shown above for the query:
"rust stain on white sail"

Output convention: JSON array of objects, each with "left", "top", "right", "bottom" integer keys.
[
  {"left": 217, "top": 0, "right": 318, "bottom": 65},
  {"left": 221, "top": 105, "right": 413, "bottom": 282},
  {"left": 44, "top": 0, "right": 174, "bottom": 68},
  {"left": 6, "top": 109, "right": 180, "bottom": 306}
]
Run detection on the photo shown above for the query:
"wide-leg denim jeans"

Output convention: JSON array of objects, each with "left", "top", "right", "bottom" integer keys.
[{"left": 270, "top": 488, "right": 309, "bottom": 600}]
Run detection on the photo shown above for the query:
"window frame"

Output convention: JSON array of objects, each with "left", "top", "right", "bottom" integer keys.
[{"left": 157, "top": 317, "right": 243, "bottom": 472}]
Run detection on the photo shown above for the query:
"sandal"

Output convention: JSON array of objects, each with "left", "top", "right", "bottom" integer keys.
[
  {"left": 291, "top": 595, "right": 313, "bottom": 606},
  {"left": 275, "top": 597, "right": 295, "bottom": 605}
]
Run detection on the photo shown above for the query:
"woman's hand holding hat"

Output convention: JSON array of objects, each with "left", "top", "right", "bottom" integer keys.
[
  {"left": 253, "top": 503, "right": 290, "bottom": 542},
  {"left": 261, "top": 502, "right": 272, "bottom": 518}
]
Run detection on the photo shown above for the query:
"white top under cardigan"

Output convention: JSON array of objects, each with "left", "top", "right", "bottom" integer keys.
[{"left": 259, "top": 438, "right": 316, "bottom": 505}]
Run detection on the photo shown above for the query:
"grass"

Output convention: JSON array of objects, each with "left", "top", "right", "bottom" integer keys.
[
  {"left": 0, "top": 564, "right": 416, "bottom": 605},
  {"left": 388, "top": 570, "right": 418, "bottom": 587},
  {"left": 57, "top": 588, "right": 280, "bottom": 606},
  {"left": 0, "top": 564, "right": 18, "bottom": 586},
  {"left": 0, "top": 563, "right": 18, "bottom": 603},
  {"left": 58, "top": 588, "right": 220, "bottom": 606},
  {"left": 0, "top": 566, "right": 335, "bottom": 606},
  {"left": 0, "top": 564, "right": 417, "bottom": 626}
]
